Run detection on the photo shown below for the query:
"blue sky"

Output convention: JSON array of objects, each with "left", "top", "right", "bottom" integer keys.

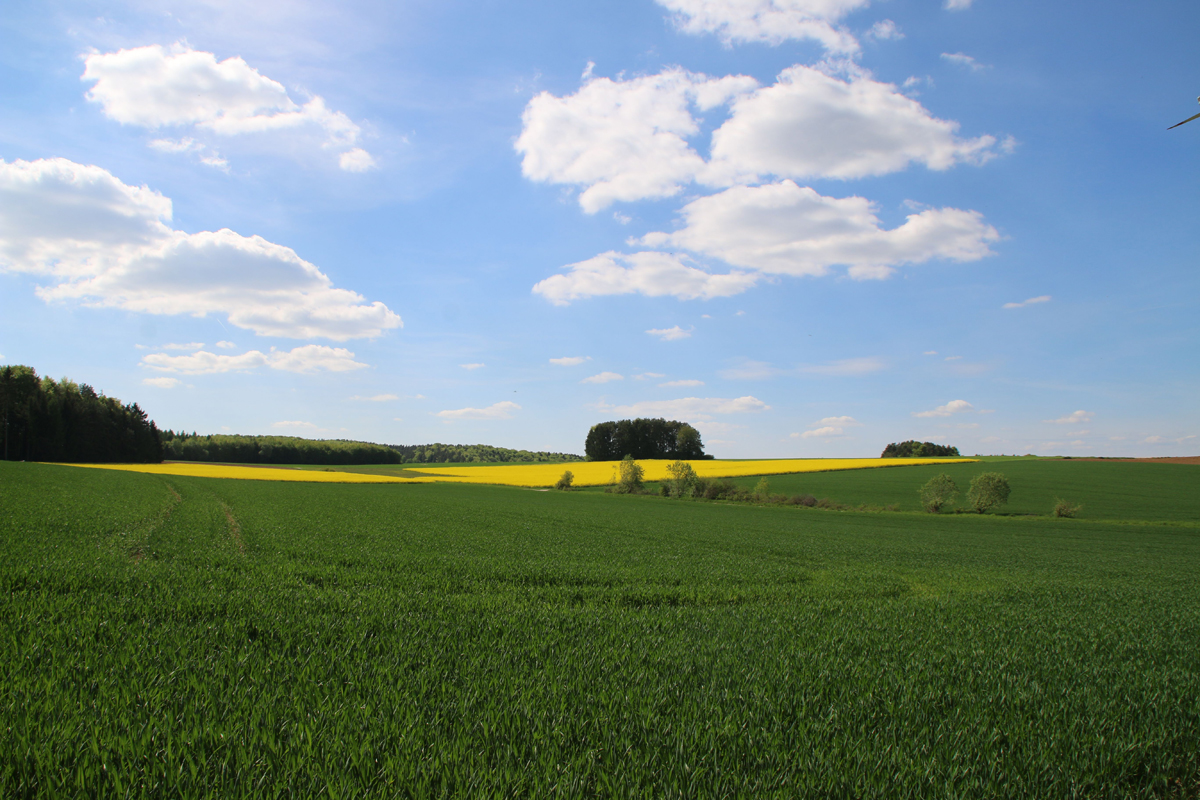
[{"left": 1, "top": 0, "right": 1196, "bottom": 458}]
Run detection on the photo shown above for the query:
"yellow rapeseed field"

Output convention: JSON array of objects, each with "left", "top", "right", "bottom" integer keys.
[{"left": 62, "top": 457, "right": 975, "bottom": 487}]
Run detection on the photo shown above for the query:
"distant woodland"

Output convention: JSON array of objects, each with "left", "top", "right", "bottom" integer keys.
[
  {"left": 161, "top": 433, "right": 583, "bottom": 465},
  {"left": 0, "top": 365, "right": 162, "bottom": 463}
]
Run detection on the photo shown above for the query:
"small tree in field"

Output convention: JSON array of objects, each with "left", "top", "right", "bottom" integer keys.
[
  {"left": 919, "top": 473, "right": 958, "bottom": 513},
  {"left": 753, "top": 477, "right": 771, "bottom": 500},
  {"left": 610, "top": 455, "right": 644, "bottom": 494},
  {"left": 665, "top": 460, "right": 700, "bottom": 497},
  {"left": 555, "top": 470, "right": 574, "bottom": 490},
  {"left": 967, "top": 472, "right": 1010, "bottom": 513}
]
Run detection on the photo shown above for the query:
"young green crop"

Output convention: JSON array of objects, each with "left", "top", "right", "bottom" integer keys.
[{"left": 2, "top": 461, "right": 1199, "bottom": 797}]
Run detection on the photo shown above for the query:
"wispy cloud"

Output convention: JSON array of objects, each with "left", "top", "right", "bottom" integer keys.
[
  {"left": 801, "top": 357, "right": 885, "bottom": 377},
  {"left": 647, "top": 325, "right": 693, "bottom": 341},
  {"left": 350, "top": 394, "right": 400, "bottom": 402},
  {"left": 598, "top": 396, "right": 769, "bottom": 421},
  {"left": 1003, "top": 295, "right": 1052, "bottom": 309},
  {"left": 436, "top": 401, "right": 521, "bottom": 420},
  {"left": 659, "top": 379, "right": 704, "bottom": 387},
  {"left": 142, "top": 345, "right": 367, "bottom": 375},
  {"left": 1045, "top": 410, "right": 1092, "bottom": 424},
  {"left": 550, "top": 356, "right": 590, "bottom": 366},
  {"left": 581, "top": 371, "right": 624, "bottom": 384},
  {"left": 460, "top": 363, "right": 486, "bottom": 370},
  {"left": 941, "top": 52, "right": 987, "bottom": 71},
  {"left": 914, "top": 399, "right": 974, "bottom": 418}
]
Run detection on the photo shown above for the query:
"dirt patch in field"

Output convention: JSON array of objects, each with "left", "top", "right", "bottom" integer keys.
[{"left": 1054, "top": 456, "right": 1200, "bottom": 465}]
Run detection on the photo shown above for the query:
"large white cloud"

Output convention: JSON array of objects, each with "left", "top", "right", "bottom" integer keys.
[
  {"left": 141, "top": 344, "right": 367, "bottom": 374},
  {"left": 708, "top": 65, "right": 1000, "bottom": 182},
  {"left": 641, "top": 180, "right": 998, "bottom": 280},
  {"left": 0, "top": 158, "right": 401, "bottom": 340},
  {"left": 533, "top": 251, "right": 758, "bottom": 304},
  {"left": 914, "top": 399, "right": 974, "bottom": 418},
  {"left": 82, "top": 43, "right": 372, "bottom": 171},
  {"left": 656, "top": 0, "right": 867, "bottom": 52},
  {"left": 516, "top": 65, "right": 1003, "bottom": 212},
  {"left": 515, "top": 69, "right": 756, "bottom": 213}
]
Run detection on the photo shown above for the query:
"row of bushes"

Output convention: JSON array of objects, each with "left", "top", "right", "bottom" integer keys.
[{"left": 557, "top": 460, "right": 1082, "bottom": 518}]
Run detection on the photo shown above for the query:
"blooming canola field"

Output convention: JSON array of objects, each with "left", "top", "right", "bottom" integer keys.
[{"left": 64, "top": 457, "right": 976, "bottom": 487}]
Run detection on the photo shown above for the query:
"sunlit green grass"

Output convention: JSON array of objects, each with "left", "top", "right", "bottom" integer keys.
[{"left": 2, "top": 461, "right": 1198, "bottom": 797}]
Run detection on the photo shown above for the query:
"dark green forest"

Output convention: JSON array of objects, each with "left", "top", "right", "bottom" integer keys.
[
  {"left": 880, "top": 440, "right": 961, "bottom": 458},
  {"left": 585, "top": 418, "right": 710, "bottom": 461},
  {"left": 0, "top": 365, "right": 162, "bottom": 463}
]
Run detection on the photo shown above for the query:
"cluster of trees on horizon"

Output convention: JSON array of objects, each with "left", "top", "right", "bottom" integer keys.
[
  {"left": 585, "top": 418, "right": 711, "bottom": 461},
  {"left": 0, "top": 365, "right": 162, "bottom": 463},
  {"left": 881, "top": 440, "right": 961, "bottom": 458}
]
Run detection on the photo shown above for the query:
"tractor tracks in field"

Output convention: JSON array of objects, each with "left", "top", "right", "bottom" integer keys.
[
  {"left": 219, "top": 500, "right": 245, "bottom": 555},
  {"left": 129, "top": 480, "right": 183, "bottom": 563}
]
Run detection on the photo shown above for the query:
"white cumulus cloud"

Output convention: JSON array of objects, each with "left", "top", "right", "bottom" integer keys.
[
  {"left": 550, "top": 356, "right": 591, "bottom": 366},
  {"left": 515, "top": 68, "right": 755, "bottom": 213},
  {"left": 533, "top": 251, "right": 758, "bottom": 305},
  {"left": 656, "top": 0, "right": 867, "bottom": 52},
  {"left": 141, "top": 344, "right": 367, "bottom": 374},
  {"left": 708, "top": 65, "right": 1002, "bottom": 183},
  {"left": 647, "top": 325, "right": 694, "bottom": 341},
  {"left": 436, "top": 401, "right": 521, "bottom": 420},
  {"left": 817, "top": 415, "right": 860, "bottom": 426},
  {"left": 516, "top": 64, "right": 1004, "bottom": 212},
  {"left": 0, "top": 158, "right": 401, "bottom": 340},
  {"left": 641, "top": 181, "right": 998, "bottom": 280},
  {"left": 865, "top": 20, "right": 903, "bottom": 41},
  {"left": 82, "top": 43, "right": 372, "bottom": 170},
  {"left": 582, "top": 371, "right": 624, "bottom": 384},
  {"left": 599, "top": 395, "right": 769, "bottom": 420},
  {"left": 914, "top": 399, "right": 974, "bottom": 418}
]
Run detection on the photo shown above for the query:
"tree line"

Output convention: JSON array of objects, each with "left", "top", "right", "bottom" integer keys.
[
  {"left": 162, "top": 433, "right": 583, "bottom": 465},
  {"left": 881, "top": 440, "right": 961, "bottom": 458},
  {"left": 585, "top": 418, "right": 710, "bottom": 461},
  {"left": 0, "top": 365, "right": 162, "bottom": 463}
]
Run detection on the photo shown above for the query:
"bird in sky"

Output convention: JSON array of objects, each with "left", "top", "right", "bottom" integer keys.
[{"left": 1168, "top": 96, "right": 1200, "bottom": 129}]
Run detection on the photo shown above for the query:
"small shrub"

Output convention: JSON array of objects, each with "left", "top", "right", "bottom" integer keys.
[
  {"left": 554, "top": 470, "right": 574, "bottom": 491},
  {"left": 1053, "top": 498, "right": 1082, "bottom": 518},
  {"left": 798, "top": 494, "right": 817, "bottom": 507},
  {"left": 919, "top": 473, "right": 958, "bottom": 513},
  {"left": 752, "top": 477, "right": 770, "bottom": 500},
  {"left": 967, "top": 472, "right": 1011, "bottom": 513}
]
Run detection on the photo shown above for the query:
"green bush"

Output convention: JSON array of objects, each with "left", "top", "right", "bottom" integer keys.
[
  {"left": 752, "top": 477, "right": 771, "bottom": 500},
  {"left": 607, "top": 455, "right": 645, "bottom": 494},
  {"left": 919, "top": 473, "right": 959, "bottom": 513},
  {"left": 665, "top": 460, "right": 701, "bottom": 498},
  {"left": 1053, "top": 498, "right": 1082, "bottom": 518},
  {"left": 967, "top": 472, "right": 1011, "bottom": 513},
  {"left": 554, "top": 470, "right": 574, "bottom": 491}
]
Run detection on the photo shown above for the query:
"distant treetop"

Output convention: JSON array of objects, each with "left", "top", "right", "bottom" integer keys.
[{"left": 881, "top": 440, "right": 961, "bottom": 458}]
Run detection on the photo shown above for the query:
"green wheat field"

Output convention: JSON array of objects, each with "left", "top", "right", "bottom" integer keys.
[{"left": 2, "top": 459, "right": 1198, "bottom": 797}]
